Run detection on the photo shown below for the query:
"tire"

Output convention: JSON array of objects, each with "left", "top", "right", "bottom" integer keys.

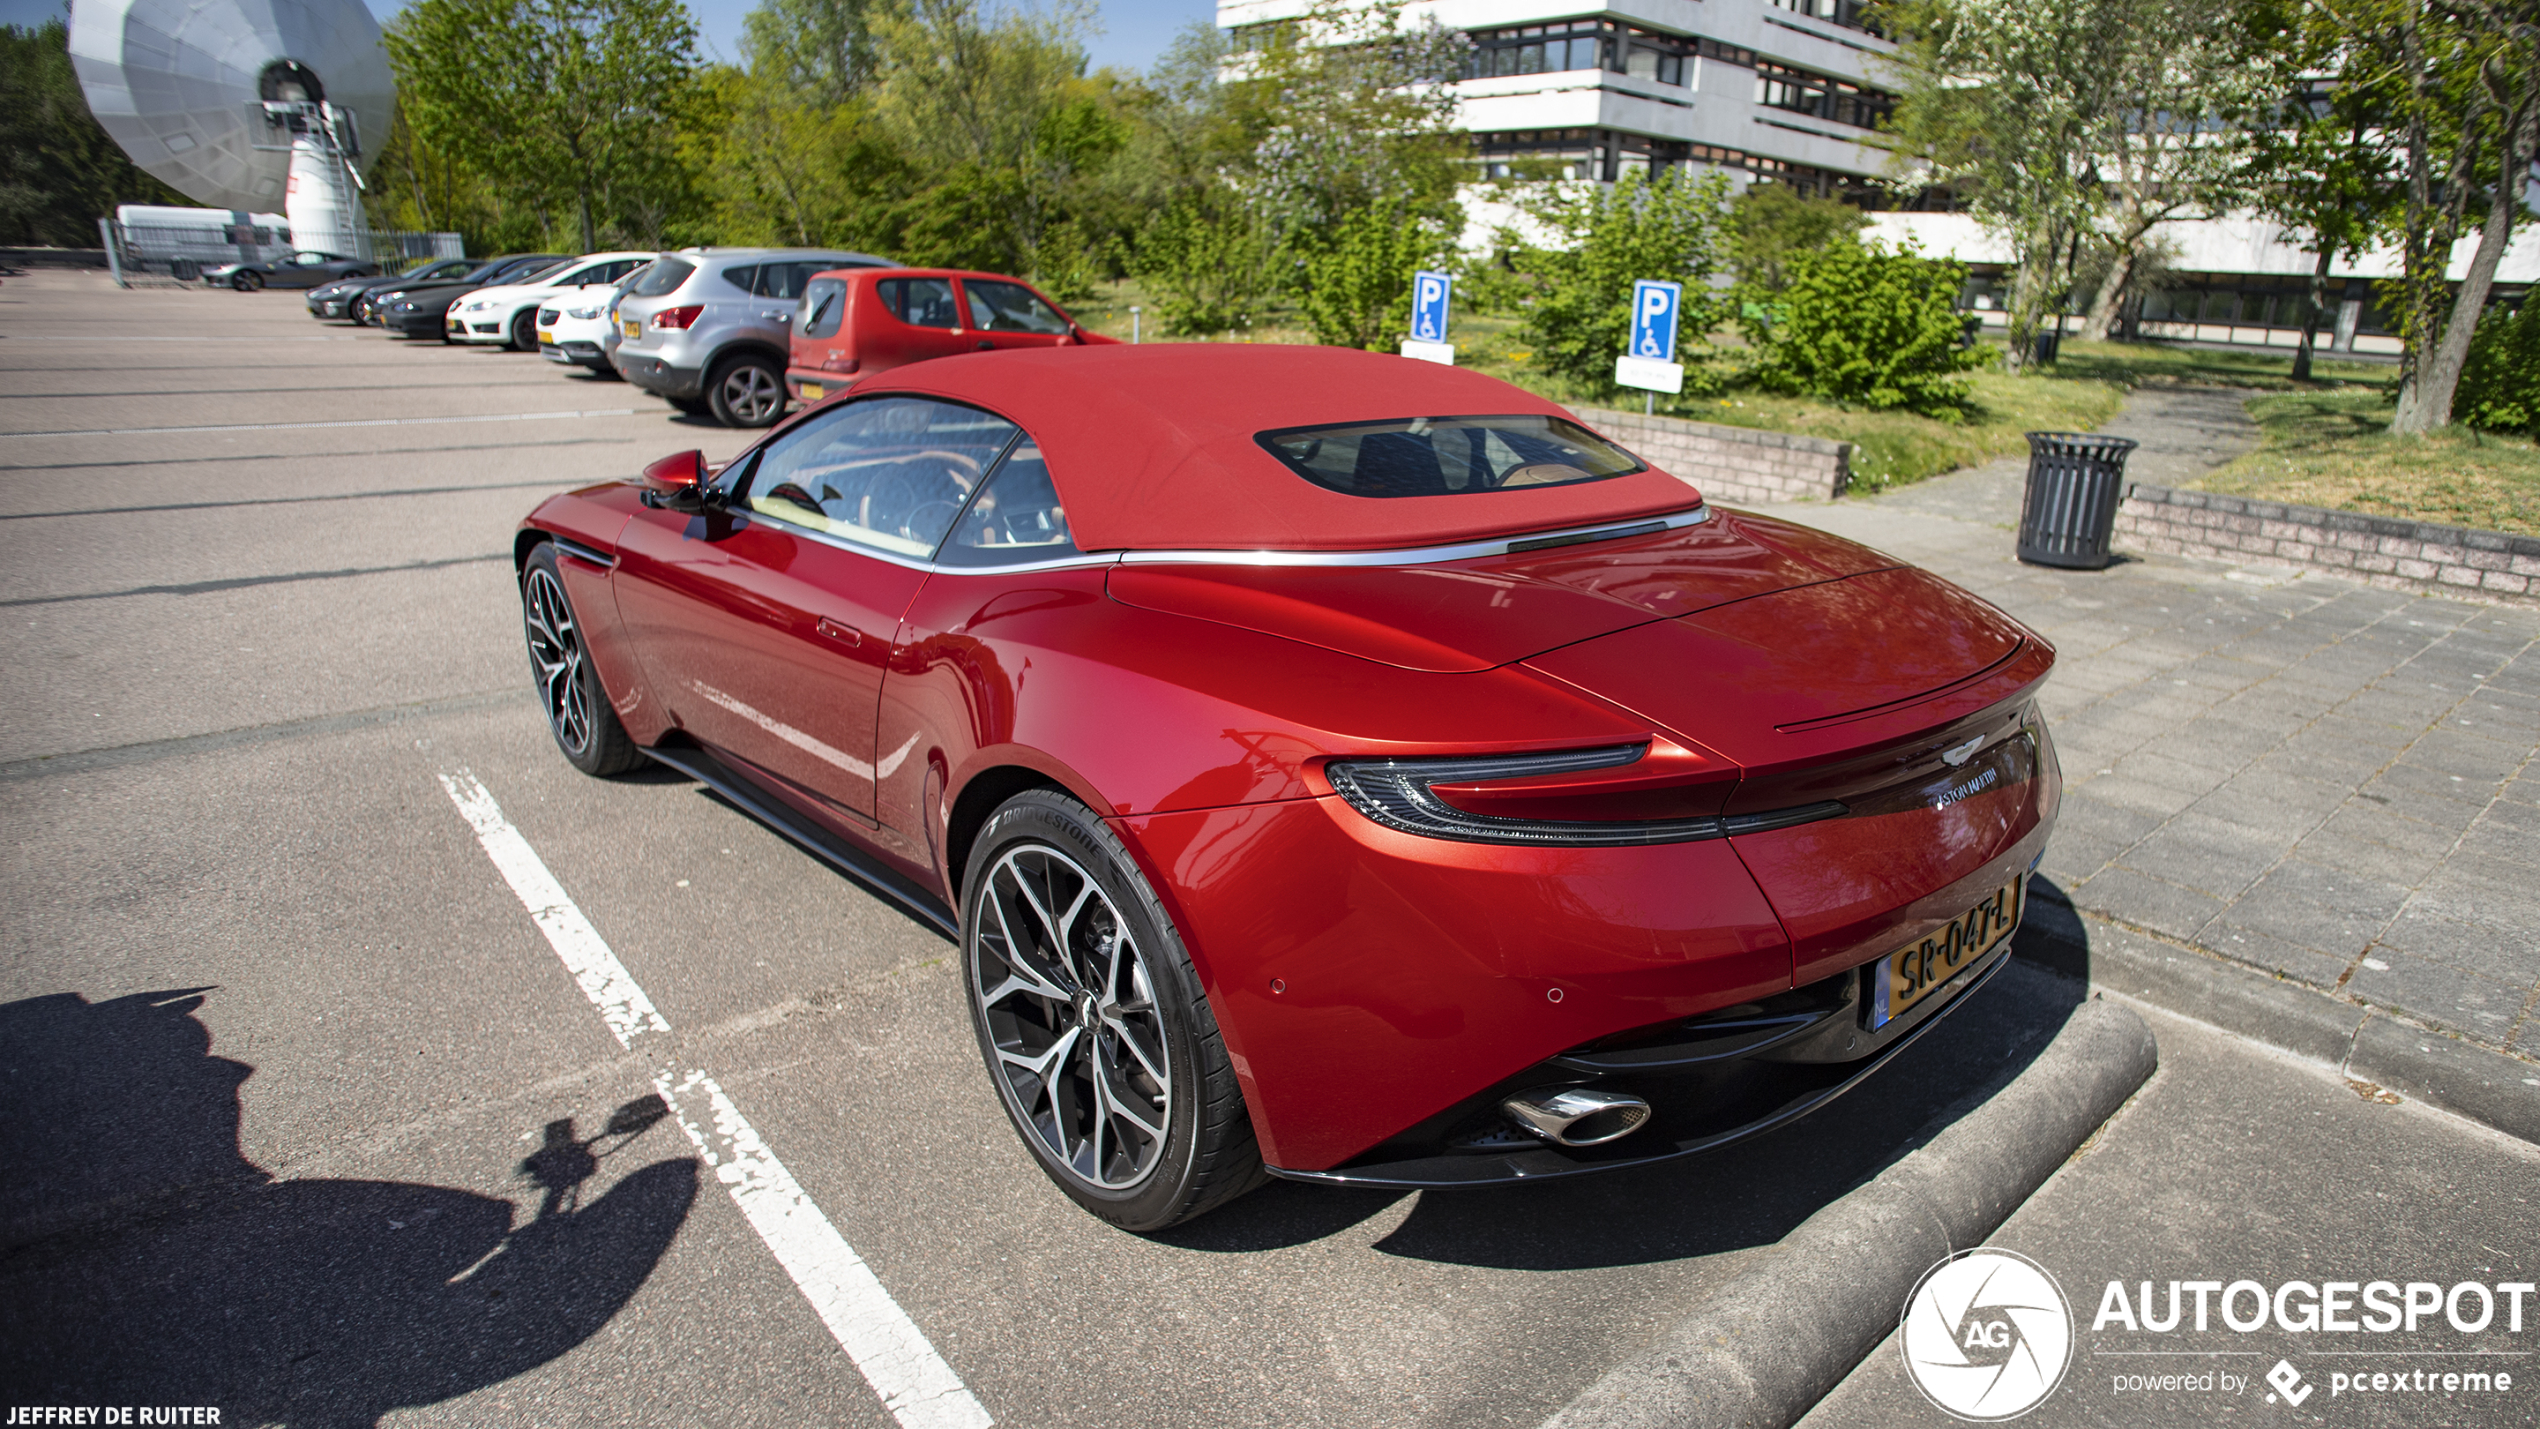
[
  {"left": 350, "top": 295, "right": 372, "bottom": 326},
  {"left": 509, "top": 308, "right": 538, "bottom": 352},
  {"left": 521, "top": 544, "right": 643, "bottom": 777},
  {"left": 706, "top": 354, "right": 787, "bottom": 428},
  {"left": 961, "top": 790, "right": 1266, "bottom": 1231},
  {"left": 232, "top": 270, "right": 263, "bottom": 292}
]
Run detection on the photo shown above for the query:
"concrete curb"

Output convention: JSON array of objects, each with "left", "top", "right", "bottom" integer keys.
[
  {"left": 2072, "top": 909, "right": 2540, "bottom": 1147},
  {"left": 1541, "top": 996, "right": 2157, "bottom": 1429}
]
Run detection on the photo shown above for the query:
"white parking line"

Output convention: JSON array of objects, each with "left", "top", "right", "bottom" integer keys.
[
  {"left": 438, "top": 769, "right": 994, "bottom": 1429},
  {"left": 0, "top": 408, "right": 645, "bottom": 439}
]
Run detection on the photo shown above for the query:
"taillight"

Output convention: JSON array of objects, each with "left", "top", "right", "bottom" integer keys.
[
  {"left": 650, "top": 305, "right": 704, "bottom": 330},
  {"left": 1320, "top": 741, "right": 1839, "bottom": 846}
]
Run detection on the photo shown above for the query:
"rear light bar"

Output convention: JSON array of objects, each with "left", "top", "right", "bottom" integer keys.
[
  {"left": 1325, "top": 744, "right": 1844, "bottom": 847},
  {"left": 650, "top": 305, "right": 704, "bottom": 330}
]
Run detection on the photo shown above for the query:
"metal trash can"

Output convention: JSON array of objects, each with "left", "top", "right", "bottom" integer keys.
[{"left": 2016, "top": 431, "right": 2136, "bottom": 569}]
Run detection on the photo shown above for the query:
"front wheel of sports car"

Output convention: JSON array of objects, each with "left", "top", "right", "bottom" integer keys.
[
  {"left": 962, "top": 791, "right": 1265, "bottom": 1231},
  {"left": 521, "top": 544, "right": 642, "bottom": 777}
]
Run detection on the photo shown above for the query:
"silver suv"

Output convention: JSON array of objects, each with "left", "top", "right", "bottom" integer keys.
[{"left": 612, "top": 247, "right": 891, "bottom": 427}]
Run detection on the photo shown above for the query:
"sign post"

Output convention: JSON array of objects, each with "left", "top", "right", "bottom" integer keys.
[
  {"left": 1614, "top": 278, "right": 1685, "bottom": 414},
  {"left": 1400, "top": 269, "right": 1455, "bottom": 365}
]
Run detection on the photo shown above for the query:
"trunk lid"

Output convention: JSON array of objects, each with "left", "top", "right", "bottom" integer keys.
[{"left": 1104, "top": 509, "right": 1894, "bottom": 674}]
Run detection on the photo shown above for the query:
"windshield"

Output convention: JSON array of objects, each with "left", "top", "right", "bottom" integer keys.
[
  {"left": 515, "top": 259, "right": 576, "bottom": 284},
  {"left": 458, "top": 260, "right": 507, "bottom": 283},
  {"left": 1255, "top": 415, "right": 1645, "bottom": 499}
]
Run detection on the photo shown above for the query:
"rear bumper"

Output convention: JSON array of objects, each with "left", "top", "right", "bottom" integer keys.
[
  {"left": 1120, "top": 703, "right": 2057, "bottom": 1175},
  {"left": 786, "top": 367, "right": 855, "bottom": 402},
  {"left": 614, "top": 352, "right": 705, "bottom": 398},
  {"left": 1270, "top": 931, "right": 2020, "bottom": 1188}
]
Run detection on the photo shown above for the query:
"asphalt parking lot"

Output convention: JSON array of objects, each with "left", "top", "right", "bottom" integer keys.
[{"left": 4, "top": 272, "right": 2534, "bottom": 1428}]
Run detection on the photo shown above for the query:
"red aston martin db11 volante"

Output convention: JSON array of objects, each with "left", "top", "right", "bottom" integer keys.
[{"left": 516, "top": 344, "right": 2060, "bottom": 1230}]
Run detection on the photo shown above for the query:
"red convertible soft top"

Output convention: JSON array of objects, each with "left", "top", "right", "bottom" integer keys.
[{"left": 857, "top": 344, "right": 1706, "bottom": 552}]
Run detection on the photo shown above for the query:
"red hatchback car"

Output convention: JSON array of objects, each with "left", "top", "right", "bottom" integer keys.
[
  {"left": 516, "top": 345, "right": 2060, "bottom": 1231},
  {"left": 785, "top": 266, "right": 1117, "bottom": 403}
]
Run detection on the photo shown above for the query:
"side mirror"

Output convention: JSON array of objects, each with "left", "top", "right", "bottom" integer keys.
[{"left": 637, "top": 449, "right": 707, "bottom": 512}]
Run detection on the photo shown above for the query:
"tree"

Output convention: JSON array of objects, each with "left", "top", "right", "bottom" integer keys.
[
  {"left": 1134, "top": 185, "right": 1274, "bottom": 337},
  {"left": 868, "top": 0, "right": 1120, "bottom": 282},
  {"left": 2240, "top": 12, "right": 2387, "bottom": 383},
  {"left": 1296, "top": 201, "right": 1455, "bottom": 348},
  {"left": 1881, "top": 0, "right": 2113, "bottom": 371},
  {"left": 743, "top": 0, "right": 890, "bottom": 105},
  {"left": 384, "top": 0, "right": 703, "bottom": 252},
  {"left": 1724, "top": 182, "right": 1868, "bottom": 294},
  {"left": 1518, "top": 168, "right": 1735, "bottom": 391},
  {"left": 2308, "top": 0, "right": 2540, "bottom": 434},
  {"left": 0, "top": 19, "right": 185, "bottom": 246},
  {"left": 1880, "top": 0, "right": 2272, "bottom": 363}
]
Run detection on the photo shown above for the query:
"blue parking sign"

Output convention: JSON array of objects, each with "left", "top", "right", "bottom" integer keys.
[
  {"left": 1409, "top": 270, "right": 1453, "bottom": 343},
  {"left": 1629, "top": 279, "right": 1683, "bottom": 362}
]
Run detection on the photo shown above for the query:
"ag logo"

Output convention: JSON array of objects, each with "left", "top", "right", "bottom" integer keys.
[{"left": 1900, "top": 1247, "right": 2074, "bottom": 1420}]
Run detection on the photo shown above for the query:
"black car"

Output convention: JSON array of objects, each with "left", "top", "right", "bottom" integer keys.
[
  {"left": 374, "top": 254, "right": 570, "bottom": 340},
  {"left": 307, "top": 257, "right": 479, "bottom": 323},
  {"left": 204, "top": 251, "right": 376, "bottom": 292}
]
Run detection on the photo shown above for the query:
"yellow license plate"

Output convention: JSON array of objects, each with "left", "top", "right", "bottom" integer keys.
[
  {"left": 799, "top": 382, "right": 823, "bottom": 400},
  {"left": 1871, "top": 879, "right": 2023, "bottom": 1029},
  {"left": 622, "top": 319, "right": 641, "bottom": 338},
  {"left": 536, "top": 330, "right": 554, "bottom": 345}
]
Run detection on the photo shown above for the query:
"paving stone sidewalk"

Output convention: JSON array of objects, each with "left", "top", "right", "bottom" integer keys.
[{"left": 1755, "top": 388, "right": 2540, "bottom": 1065}]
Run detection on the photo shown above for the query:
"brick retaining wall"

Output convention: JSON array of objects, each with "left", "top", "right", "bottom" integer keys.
[
  {"left": 2117, "top": 483, "right": 2540, "bottom": 608},
  {"left": 1570, "top": 405, "right": 1851, "bottom": 505}
]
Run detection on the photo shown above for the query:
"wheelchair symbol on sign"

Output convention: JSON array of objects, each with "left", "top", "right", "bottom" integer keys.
[{"left": 1630, "top": 280, "right": 1682, "bottom": 363}]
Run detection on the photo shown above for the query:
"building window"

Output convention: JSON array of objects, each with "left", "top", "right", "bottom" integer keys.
[
  {"left": 1766, "top": 0, "right": 1886, "bottom": 37},
  {"left": 1471, "top": 127, "right": 1880, "bottom": 198},
  {"left": 1463, "top": 20, "right": 1699, "bottom": 87},
  {"left": 1753, "top": 61, "right": 1897, "bottom": 131}
]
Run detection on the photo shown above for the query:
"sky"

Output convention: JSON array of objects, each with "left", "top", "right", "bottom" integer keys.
[{"left": 4, "top": 0, "right": 1219, "bottom": 77}]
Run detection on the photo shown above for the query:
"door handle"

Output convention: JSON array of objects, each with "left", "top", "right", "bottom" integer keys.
[
  {"left": 975, "top": 340, "right": 993, "bottom": 350},
  {"left": 816, "top": 617, "right": 862, "bottom": 647}
]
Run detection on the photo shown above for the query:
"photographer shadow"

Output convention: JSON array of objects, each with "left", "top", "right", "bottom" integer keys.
[{"left": 0, "top": 988, "right": 695, "bottom": 1428}]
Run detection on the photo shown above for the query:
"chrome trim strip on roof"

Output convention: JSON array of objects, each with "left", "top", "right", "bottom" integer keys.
[
  {"left": 1111, "top": 505, "right": 1710, "bottom": 568},
  {"left": 744, "top": 504, "right": 1710, "bottom": 575}
]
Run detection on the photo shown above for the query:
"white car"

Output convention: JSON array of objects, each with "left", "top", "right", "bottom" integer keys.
[
  {"left": 445, "top": 251, "right": 655, "bottom": 351},
  {"left": 537, "top": 267, "right": 646, "bottom": 375}
]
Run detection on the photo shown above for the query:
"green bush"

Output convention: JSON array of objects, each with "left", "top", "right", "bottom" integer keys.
[
  {"left": 1519, "top": 168, "right": 1734, "bottom": 391},
  {"left": 1742, "top": 241, "right": 1990, "bottom": 415},
  {"left": 1295, "top": 203, "right": 1454, "bottom": 349},
  {"left": 2454, "top": 300, "right": 2540, "bottom": 436}
]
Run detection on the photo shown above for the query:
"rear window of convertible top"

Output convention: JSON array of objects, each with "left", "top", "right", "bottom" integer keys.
[{"left": 1255, "top": 415, "right": 1644, "bottom": 498}]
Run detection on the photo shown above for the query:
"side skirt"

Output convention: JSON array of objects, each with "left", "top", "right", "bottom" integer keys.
[{"left": 643, "top": 741, "right": 959, "bottom": 941}]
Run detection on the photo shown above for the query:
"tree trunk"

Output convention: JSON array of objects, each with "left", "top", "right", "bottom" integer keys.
[
  {"left": 2391, "top": 81, "right": 2537, "bottom": 434},
  {"left": 2291, "top": 245, "right": 2331, "bottom": 383},
  {"left": 2082, "top": 240, "right": 2139, "bottom": 341}
]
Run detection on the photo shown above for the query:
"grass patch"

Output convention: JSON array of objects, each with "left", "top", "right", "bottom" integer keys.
[
  {"left": 2046, "top": 337, "right": 2392, "bottom": 391},
  {"left": 2194, "top": 389, "right": 2540, "bottom": 538}
]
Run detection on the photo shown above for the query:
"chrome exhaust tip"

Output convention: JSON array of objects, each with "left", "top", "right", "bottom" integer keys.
[{"left": 1501, "top": 1087, "right": 1652, "bottom": 1148}]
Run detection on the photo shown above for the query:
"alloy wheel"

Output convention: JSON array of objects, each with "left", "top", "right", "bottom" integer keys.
[
  {"left": 718, "top": 364, "right": 782, "bottom": 424},
  {"left": 523, "top": 566, "right": 594, "bottom": 756},
  {"left": 973, "top": 845, "right": 1174, "bottom": 1190}
]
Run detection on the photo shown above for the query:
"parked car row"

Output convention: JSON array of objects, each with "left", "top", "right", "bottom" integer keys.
[{"left": 295, "top": 245, "right": 1112, "bottom": 428}]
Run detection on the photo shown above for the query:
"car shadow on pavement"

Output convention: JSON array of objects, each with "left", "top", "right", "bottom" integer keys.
[
  {"left": 0, "top": 988, "right": 696, "bottom": 1427},
  {"left": 1168, "top": 877, "right": 2097, "bottom": 1268}
]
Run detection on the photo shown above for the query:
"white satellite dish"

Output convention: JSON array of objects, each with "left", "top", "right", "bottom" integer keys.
[{"left": 68, "top": 0, "right": 396, "bottom": 259}]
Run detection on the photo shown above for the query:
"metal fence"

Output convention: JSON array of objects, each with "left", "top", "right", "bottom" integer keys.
[{"left": 99, "top": 221, "right": 465, "bottom": 287}]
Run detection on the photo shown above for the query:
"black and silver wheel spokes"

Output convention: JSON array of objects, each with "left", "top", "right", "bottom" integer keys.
[
  {"left": 524, "top": 567, "right": 592, "bottom": 754},
  {"left": 974, "top": 845, "right": 1172, "bottom": 1190},
  {"left": 721, "top": 366, "right": 781, "bottom": 424}
]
